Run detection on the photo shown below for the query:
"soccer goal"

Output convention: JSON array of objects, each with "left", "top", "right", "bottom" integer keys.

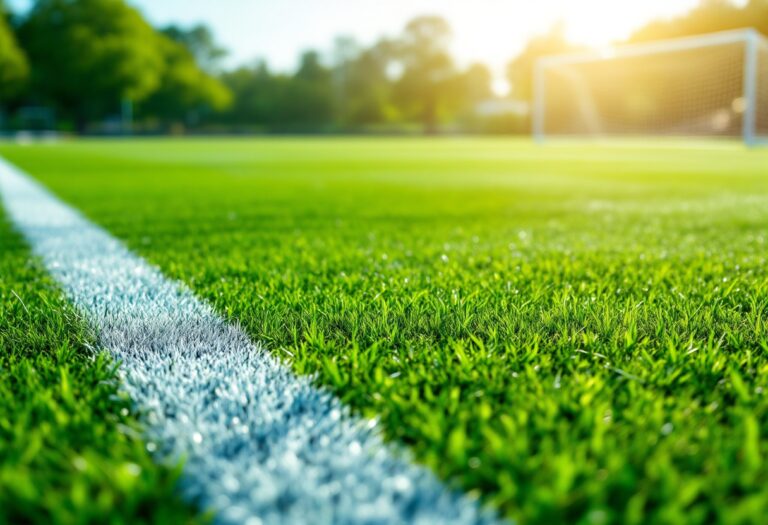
[{"left": 533, "top": 29, "right": 768, "bottom": 146}]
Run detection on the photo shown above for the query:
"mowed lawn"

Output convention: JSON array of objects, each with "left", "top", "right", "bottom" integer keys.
[{"left": 3, "top": 138, "right": 768, "bottom": 524}]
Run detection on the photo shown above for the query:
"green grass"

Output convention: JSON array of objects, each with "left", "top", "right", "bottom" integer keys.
[
  {"left": 0, "top": 209, "right": 204, "bottom": 524},
  {"left": 2, "top": 137, "right": 768, "bottom": 524}
]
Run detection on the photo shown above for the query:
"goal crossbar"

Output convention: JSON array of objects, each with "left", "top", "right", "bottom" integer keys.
[{"left": 538, "top": 29, "right": 766, "bottom": 68}]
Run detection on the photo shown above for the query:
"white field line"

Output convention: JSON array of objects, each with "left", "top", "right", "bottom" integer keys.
[{"left": 0, "top": 157, "right": 504, "bottom": 525}]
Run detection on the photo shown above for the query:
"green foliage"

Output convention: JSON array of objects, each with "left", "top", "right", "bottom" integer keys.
[
  {"left": 0, "top": 1, "right": 28, "bottom": 101},
  {"left": 220, "top": 42, "right": 401, "bottom": 131},
  {"left": 139, "top": 34, "right": 232, "bottom": 124},
  {"left": 219, "top": 63, "right": 284, "bottom": 128},
  {"left": 7, "top": 4, "right": 497, "bottom": 133},
  {"left": 162, "top": 24, "right": 228, "bottom": 74},
  {"left": 448, "top": 63, "right": 495, "bottom": 125},
  {"left": 5, "top": 0, "right": 766, "bottom": 133},
  {"left": 3, "top": 138, "right": 768, "bottom": 524},
  {"left": 0, "top": 210, "right": 205, "bottom": 524},
  {"left": 291, "top": 51, "right": 335, "bottom": 126},
  {"left": 219, "top": 58, "right": 334, "bottom": 131},
  {"left": 216, "top": 18, "right": 497, "bottom": 133},
  {"left": 18, "top": 0, "right": 164, "bottom": 126},
  {"left": 394, "top": 16, "right": 457, "bottom": 133},
  {"left": 505, "top": 23, "right": 584, "bottom": 102},
  {"left": 15, "top": 0, "right": 228, "bottom": 129},
  {"left": 333, "top": 38, "right": 400, "bottom": 126}
]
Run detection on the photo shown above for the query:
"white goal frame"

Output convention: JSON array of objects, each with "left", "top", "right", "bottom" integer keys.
[{"left": 533, "top": 29, "right": 768, "bottom": 146}]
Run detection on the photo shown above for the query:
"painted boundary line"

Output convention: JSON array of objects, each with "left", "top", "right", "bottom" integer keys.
[{"left": 0, "top": 157, "right": 504, "bottom": 525}]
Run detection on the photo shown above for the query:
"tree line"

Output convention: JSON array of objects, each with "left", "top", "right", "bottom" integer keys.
[
  {"left": 1, "top": 0, "right": 231, "bottom": 133},
  {"left": 0, "top": 1, "right": 509, "bottom": 134},
  {"left": 0, "top": 0, "right": 766, "bottom": 135}
]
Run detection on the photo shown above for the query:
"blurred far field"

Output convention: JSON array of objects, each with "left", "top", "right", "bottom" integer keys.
[{"left": 3, "top": 137, "right": 768, "bottom": 523}]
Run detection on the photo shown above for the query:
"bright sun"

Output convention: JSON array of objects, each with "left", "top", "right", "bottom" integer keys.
[{"left": 448, "top": 0, "right": 704, "bottom": 93}]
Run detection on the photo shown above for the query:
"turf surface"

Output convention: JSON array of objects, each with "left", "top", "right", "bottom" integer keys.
[
  {"left": 0, "top": 208, "right": 204, "bottom": 524},
  {"left": 0, "top": 159, "right": 497, "bottom": 525},
  {"left": 2, "top": 138, "right": 768, "bottom": 524}
]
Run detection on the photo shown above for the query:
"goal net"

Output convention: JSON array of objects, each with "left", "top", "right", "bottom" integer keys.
[{"left": 533, "top": 29, "right": 768, "bottom": 145}]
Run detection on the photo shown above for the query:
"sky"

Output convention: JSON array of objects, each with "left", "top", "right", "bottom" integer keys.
[{"left": 10, "top": 0, "right": 713, "bottom": 89}]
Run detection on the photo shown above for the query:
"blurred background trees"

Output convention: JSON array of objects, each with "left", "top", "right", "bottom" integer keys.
[
  {"left": 8, "top": 0, "right": 228, "bottom": 132},
  {"left": 629, "top": 0, "right": 767, "bottom": 42},
  {"left": 0, "top": 1, "right": 27, "bottom": 104},
  {"left": 505, "top": 23, "right": 584, "bottom": 103},
  {"left": 162, "top": 24, "right": 228, "bottom": 74},
  {"left": 393, "top": 16, "right": 456, "bottom": 134},
  {"left": 18, "top": 0, "right": 165, "bottom": 131},
  {"left": 0, "top": 0, "right": 766, "bottom": 135},
  {"left": 139, "top": 32, "right": 231, "bottom": 129}
]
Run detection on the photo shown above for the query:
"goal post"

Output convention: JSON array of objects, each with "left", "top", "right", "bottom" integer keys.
[{"left": 533, "top": 29, "right": 768, "bottom": 146}]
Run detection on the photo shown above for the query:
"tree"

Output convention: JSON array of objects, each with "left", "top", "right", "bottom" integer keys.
[
  {"left": 288, "top": 51, "right": 334, "bottom": 128},
  {"left": 394, "top": 16, "right": 456, "bottom": 133},
  {"left": 220, "top": 62, "right": 280, "bottom": 127},
  {"left": 19, "top": 0, "right": 165, "bottom": 130},
  {"left": 218, "top": 56, "right": 334, "bottom": 131},
  {"left": 506, "top": 23, "right": 581, "bottom": 102},
  {"left": 139, "top": 34, "right": 231, "bottom": 126},
  {"left": 455, "top": 63, "right": 493, "bottom": 108},
  {"left": 0, "top": 1, "right": 28, "bottom": 102},
  {"left": 162, "top": 24, "right": 228, "bottom": 74},
  {"left": 336, "top": 38, "right": 399, "bottom": 126}
]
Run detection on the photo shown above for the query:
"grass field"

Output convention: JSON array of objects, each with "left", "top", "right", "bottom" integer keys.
[
  {"left": 0, "top": 209, "right": 202, "bottom": 524},
  {"left": 2, "top": 138, "right": 768, "bottom": 524}
]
